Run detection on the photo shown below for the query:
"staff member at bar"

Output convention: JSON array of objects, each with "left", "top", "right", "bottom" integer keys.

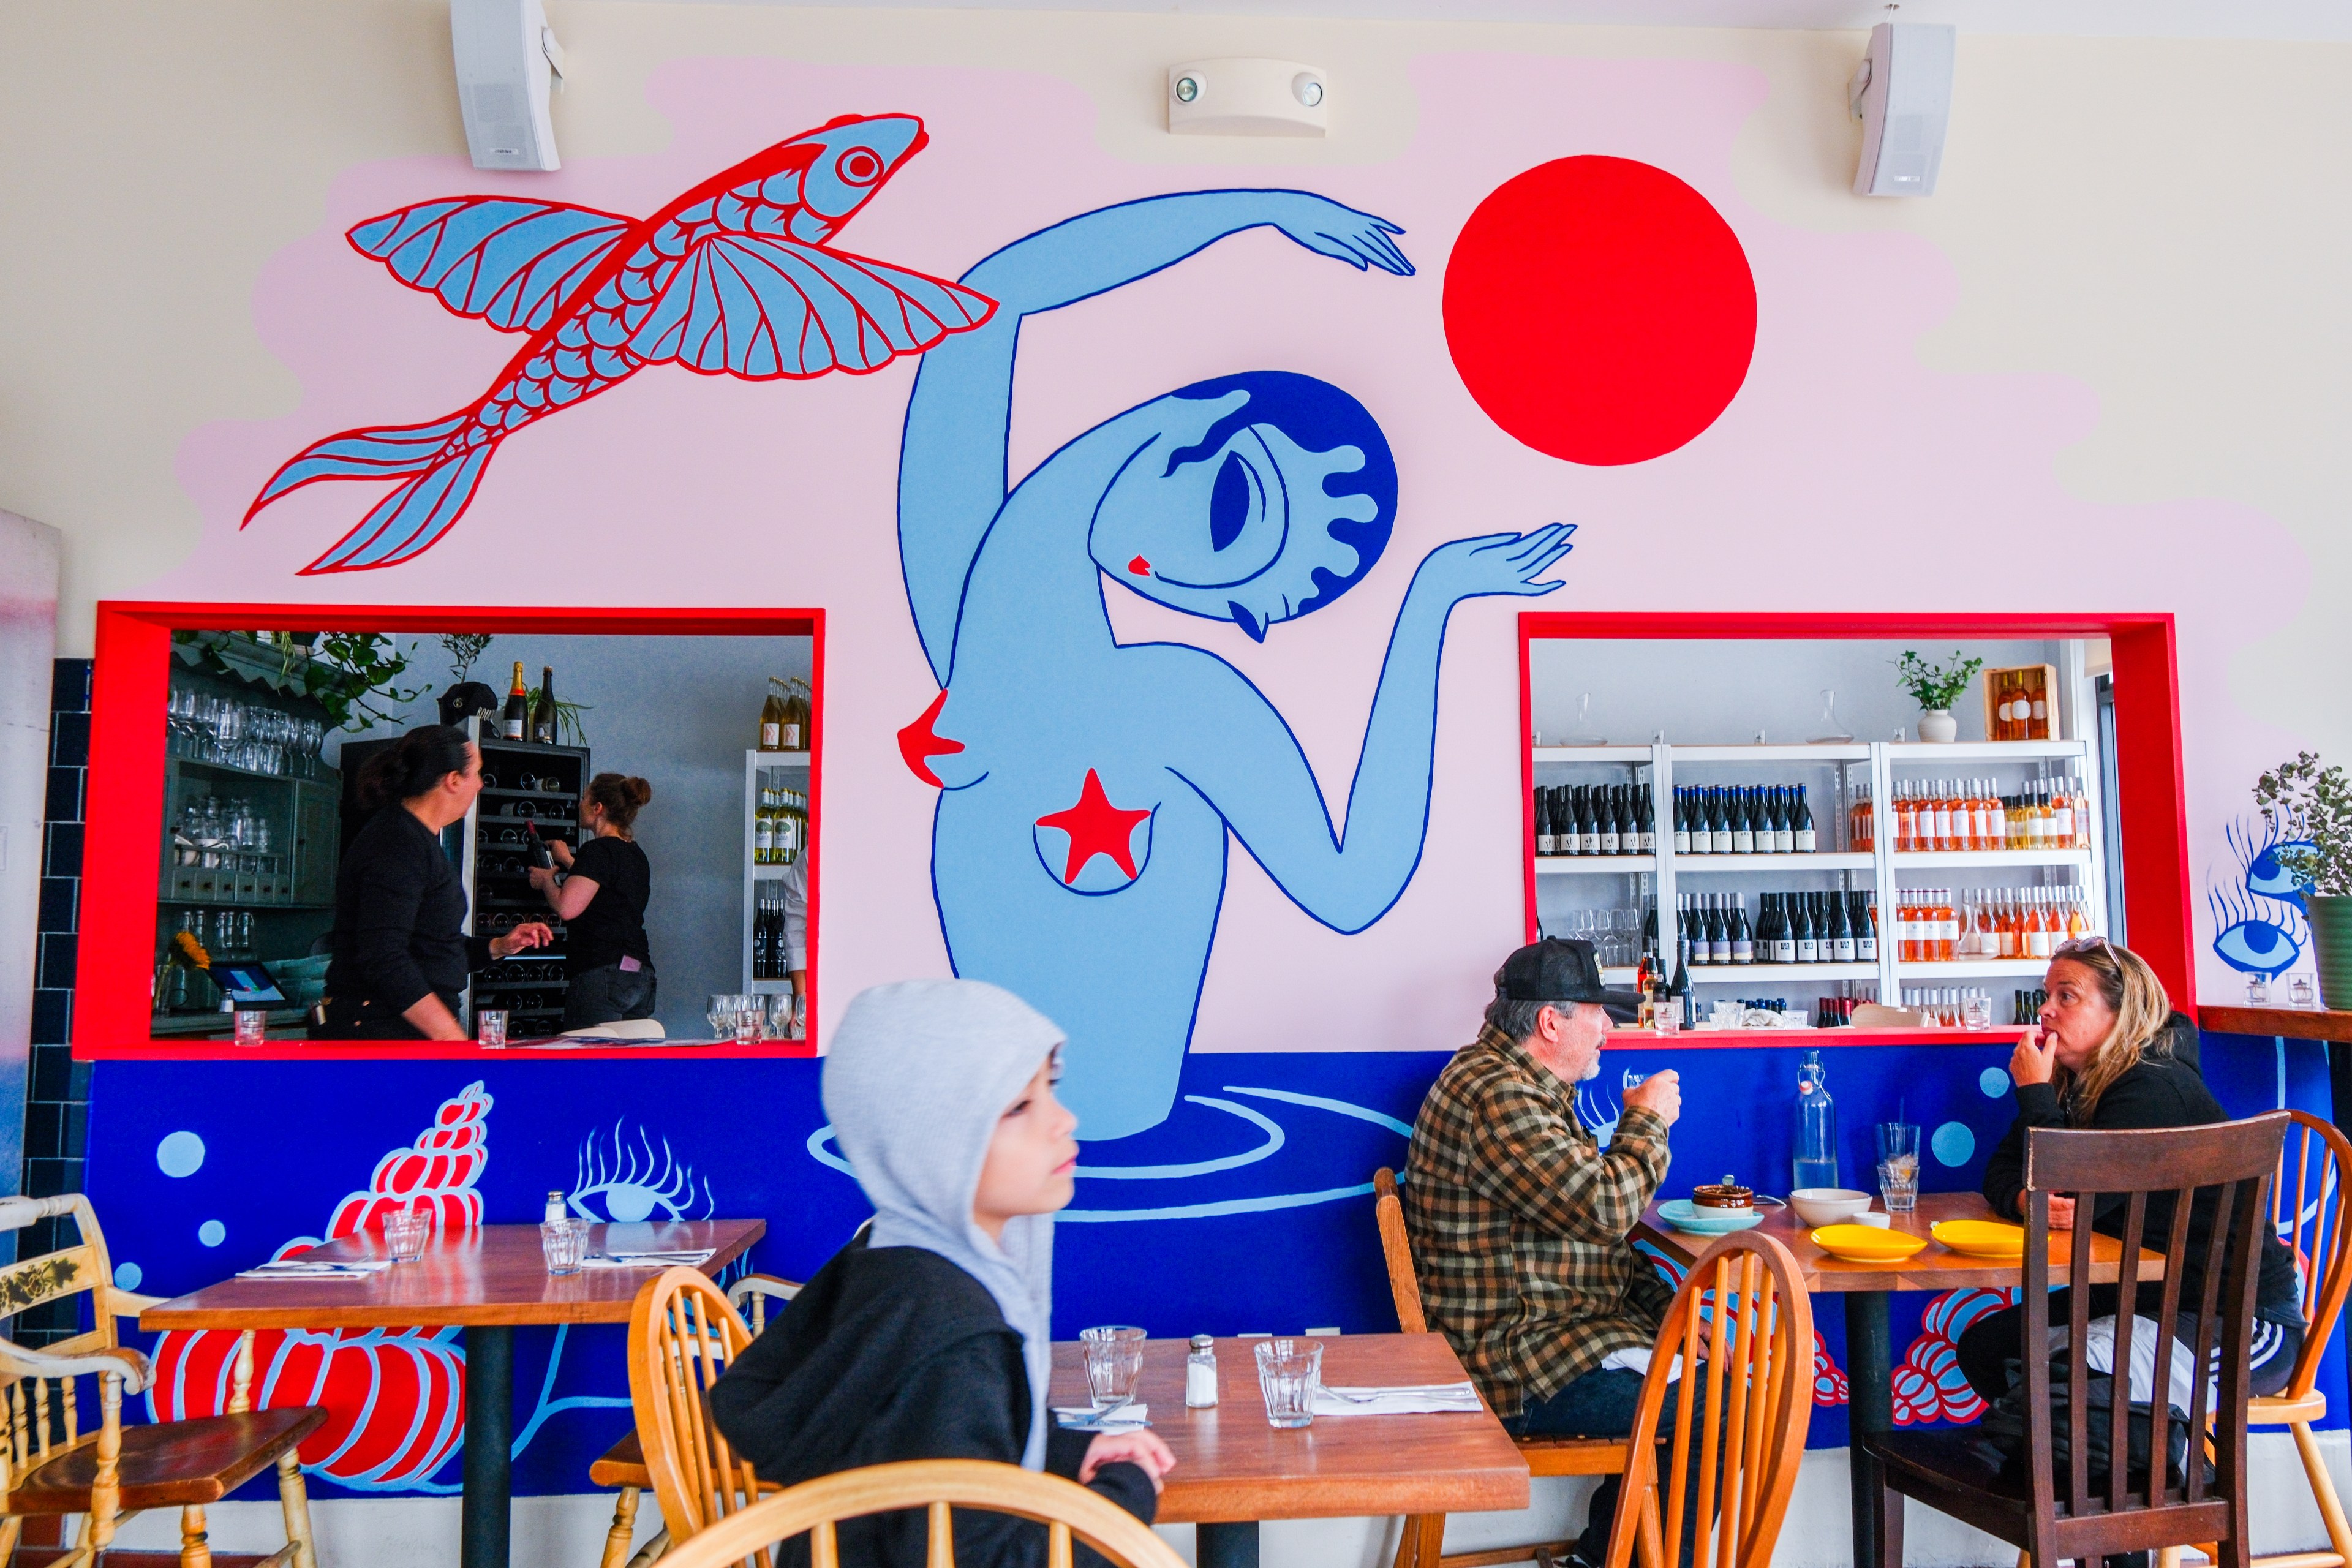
[
  {"left": 318, "top": 725, "right": 551, "bottom": 1039},
  {"left": 1958, "top": 935, "right": 2305, "bottom": 1405},
  {"left": 529, "top": 772, "right": 657, "bottom": 1029}
]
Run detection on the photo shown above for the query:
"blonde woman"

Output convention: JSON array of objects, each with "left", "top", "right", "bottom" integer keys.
[{"left": 1956, "top": 935, "right": 2305, "bottom": 1411}]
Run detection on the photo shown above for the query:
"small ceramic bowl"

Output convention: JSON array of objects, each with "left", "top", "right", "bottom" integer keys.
[
  {"left": 1853, "top": 1212, "right": 1893, "bottom": 1229},
  {"left": 1788, "top": 1188, "right": 1875, "bottom": 1227},
  {"left": 1691, "top": 1177, "right": 1755, "bottom": 1211}
]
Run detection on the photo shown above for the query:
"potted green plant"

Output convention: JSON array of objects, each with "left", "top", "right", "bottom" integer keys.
[
  {"left": 2253, "top": 752, "right": 2352, "bottom": 1008},
  {"left": 1894, "top": 650, "right": 1985, "bottom": 744}
]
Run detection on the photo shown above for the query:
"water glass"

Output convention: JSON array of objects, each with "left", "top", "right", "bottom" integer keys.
[
  {"left": 541, "top": 1217, "right": 587, "bottom": 1275},
  {"left": 2291, "top": 976, "right": 2317, "bottom": 1008},
  {"left": 477, "top": 1009, "right": 508, "bottom": 1048},
  {"left": 1876, "top": 1122, "right": 1921, "bottom": 1215},
  {"left": 1960, "top": 993, "right": 1992, "bottom": 1031},
  {"left": 1080, "top": 1325, "right": 1147, "bottom": 1411},
  {"left": 2248, "top": 974, "right": 2272, "bottom": 1005},
  {"left": 233, "top": 1009, "right": 267, "bottom": 1047},
  {"left": 383, "top": 1204, "right": 434, "bottom": 1263},
  {"left": 1254, "top": 1338, "right": 1322, "bottom": 1429}
]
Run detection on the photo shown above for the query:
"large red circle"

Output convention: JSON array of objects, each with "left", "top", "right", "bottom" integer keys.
[{"left": 1444, "top": 156, "right": 1756, "bottom": 466}]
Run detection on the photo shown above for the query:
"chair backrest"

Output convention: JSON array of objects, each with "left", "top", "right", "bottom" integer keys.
[
  {"left": 1372, "top": 1169, "right": 1428, "bottom": 1335},
  {"left": 2270, "top": 1109, "right": 2352, "bottom": 1403},
  {"left": 652, "top": 1458, "right": 1187, "bottom": 1568},
  {"left": 1602, "top": 1231, "right": 1813, "bottom": 1568},
  {"left": 2021, "top": 1112, "right": 2290, "bottom": 1544},
  {"left": 726, "top": 1273, "right": 803, "bottom": 1336},
  {"left": 628, "top": 1267, "right": 764, "bottom": 1550}
]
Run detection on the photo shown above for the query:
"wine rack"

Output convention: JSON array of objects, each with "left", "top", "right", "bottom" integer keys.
[
  {"left": 1528, "top": 737, "right": 2106, "bottom": 1006},
  {"left": 741, "top": 748, "right": 812, "bottom": 1000}
]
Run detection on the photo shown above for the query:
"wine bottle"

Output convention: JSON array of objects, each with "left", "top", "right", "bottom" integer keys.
[
  {"left": 1643, "top": 894, "right": 1659, "bottom": 953},
  {"left": 500, "top": 662, "right": 528, "bottom": 739},
  {"left": 1672, "top": 788, "right": 1691, "bottom": 855},
  {"left": 1535, "top": 787, "right": 1556, "bottom": 856},
  {"left": 1707, "top": 894, "right": 1731, "bottom": 966},
  {"left": 1599, "top": 785, "right": 1621, "bottom": 855},
  {"left": 1794, "top": 892, "right": 1820, "bottom": 963},
  {"left": 1731, "top": 787, "right": 1755, "bottom": 854},
  {"left": 1638, "top": 788, "right": 1656, "bottom": 854},
  {"left": 1771, "top": 893, "right": 1796, "bottom": 963},
  {"left": 1731, "top": 893, "right": 1754, "bottom": 965},
  {"left": 1580, "top": 788, "right": 1600, "bottom": 855},
  {"left": 1792, "top": 785, "right": 1817, "bottom": 853},
  {"left": 530, "top": 666, "right": 557, "bottom": 744},
  {"left": 1856, "top": 892, "right": 1879, "bottom": 962},
  {"left": 760, "top": 678, "right": 786, "bottom": 752},
  {"left": 1710, "top": 788, "right": 1733, "bottom": 855},
  {"left": 1675, "top": 892, "right": 1695, "bottom": 970},
  {"left": 1773, "top": 786, "right": 1796, "bottom": 854},
  {"left": 1830, "top": 889, "right": 1857, "bottom": 963}
]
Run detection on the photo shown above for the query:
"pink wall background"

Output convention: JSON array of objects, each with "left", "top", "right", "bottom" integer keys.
[{"left": 158, "top": 51, "right": 2297, "bottom": 1050}]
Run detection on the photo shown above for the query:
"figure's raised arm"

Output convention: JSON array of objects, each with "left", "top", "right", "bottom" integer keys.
[
  {"left": 897, "top": 190, "right": 1411, "bottom": 684},
  {"left": 1167, "top": 526, "right": 1574, "bottom": 933}
]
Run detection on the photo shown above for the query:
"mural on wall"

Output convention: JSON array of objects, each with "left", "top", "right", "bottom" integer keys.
[
  {"left": 2208, "top": 805, "right": 2316, "bottom": 978},
  {"left": 240, "top": 113, "right": 992, "bottom": 573}
]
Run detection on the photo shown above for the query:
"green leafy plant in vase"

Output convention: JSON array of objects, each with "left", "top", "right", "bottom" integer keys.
[
  {"left": 1895, "top": 649, "right": 1985, "bottom": 744},
  {"left": 2254, "top": 752, "right": 2352, "bottom": 1008}
]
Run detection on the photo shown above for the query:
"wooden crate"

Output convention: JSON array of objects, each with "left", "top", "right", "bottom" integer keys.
[{"left": 1984, "top": 662, "right": 2058, "bottom": 742}]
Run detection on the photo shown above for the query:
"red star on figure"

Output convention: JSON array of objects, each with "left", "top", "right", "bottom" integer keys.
[
  {"left": 1035, "top": 769, "right": 1152, "bottom": 885},
  {"left": 897, "top": 690, "right": 966, "bottom": 787}
]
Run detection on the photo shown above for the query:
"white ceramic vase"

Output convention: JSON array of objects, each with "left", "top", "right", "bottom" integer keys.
[{"left": 1918, "top": 708, "right": 1959, "bottom": 743}]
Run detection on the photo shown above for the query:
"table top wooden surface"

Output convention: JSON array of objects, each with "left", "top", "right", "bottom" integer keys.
[
  {"left": 1048, "top": 1334, "right": 1528, "bottom": 1525},
  {"left": 1634, "top": 1191, "right": 2165, "bottom": 1294},
  {"left": 2198, "top": 1004, "right": 2352, "bottom": 1043},
  {"left": 140, "top": 1219, "right": 763, "bottom": 1330}
]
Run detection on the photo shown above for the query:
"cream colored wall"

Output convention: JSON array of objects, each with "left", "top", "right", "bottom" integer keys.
[{"left": 3, "top": 0, "right": 2346, "bottom": 764}]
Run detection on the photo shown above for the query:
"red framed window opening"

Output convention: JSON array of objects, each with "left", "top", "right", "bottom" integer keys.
[
  {"left": 78, "top": 601, "right": 825, "bottom": 1060},
  {"left": 1517, "top": 611, "right": 2193, "bottom": 1010}
]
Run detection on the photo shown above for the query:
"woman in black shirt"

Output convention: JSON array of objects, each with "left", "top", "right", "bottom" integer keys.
[
  {"left": 1958, "top": 935, "right": 2305, "bottom": 1408},
  {"left": 320, "top": 726, "right": 552, "bottom": 1039},
  {"left": 529, "top": 772, "right": 656, "bottom": 1029}
]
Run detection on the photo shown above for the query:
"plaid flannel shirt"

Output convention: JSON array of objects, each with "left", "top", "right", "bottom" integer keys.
[{"left": 1403, "top": 1024, "right": 1675, "bottom": 1418}]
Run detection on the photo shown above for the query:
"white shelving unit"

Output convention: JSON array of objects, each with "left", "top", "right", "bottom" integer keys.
[
  {"left": 741, "top": 750, "right": 812, "bottom": 998},
  {"left": 1530, "top": 737, "right": 2106, "bottom": 1001}
]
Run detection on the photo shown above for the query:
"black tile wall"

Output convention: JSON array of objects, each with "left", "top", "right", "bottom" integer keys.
[{"left": 19, "top": 658, "right": 90, "bottom": 1343}]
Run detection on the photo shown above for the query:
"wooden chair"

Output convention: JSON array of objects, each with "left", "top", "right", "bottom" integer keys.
[
  {"left": 0, "top": 1193, "right": 326, "bottom": 1568},
  {"left": 594, "top": 1272, "right": 799, "bottom": 1568},
  {"left": 1600, "top": 1231, "right": 1815, "bottom": 1568},
  {"left": 1863, "top": 1112, "right": 2291, "bottom": 1568},
  {"left": 1373, "top": 1168, "right": 1631, "bottom": 1568},
  {"left": 646, "top": 1458, "right": 1186, "bottom": 1568}
]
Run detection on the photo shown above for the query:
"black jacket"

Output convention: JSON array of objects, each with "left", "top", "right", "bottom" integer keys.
[
  {"left": 710, "top": 1237, "right": 1155, "bottom": 1567},
  {"left": 323, "top": 805, "right": 488, "bottom": 1032},
  {"left": 1982, "top": 1021, "right": 2300, "bottom": 1325}
]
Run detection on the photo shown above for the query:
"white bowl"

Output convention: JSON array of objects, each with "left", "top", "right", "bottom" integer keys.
[{"left": 1789, "top": 1188, "right": 1875, "bottom": 1227}]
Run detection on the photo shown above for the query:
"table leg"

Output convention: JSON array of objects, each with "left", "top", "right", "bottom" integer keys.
[
  {"left": 1196, "top": 1521, "right": 1260, "bottom": 1568},
  {"left": 1845, "top": 1291, "right": 1893, "bottom": 1568},
  {"left": 462, "top": 1324, "right": 514, "bottom": 1568}
]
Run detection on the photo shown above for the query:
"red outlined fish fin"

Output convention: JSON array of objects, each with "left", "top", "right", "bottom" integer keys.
[{"left": 349, "top": 197, "right": 635, "bottom": 333}]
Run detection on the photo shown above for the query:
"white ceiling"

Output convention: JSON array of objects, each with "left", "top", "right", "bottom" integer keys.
[{"left": 609, "top": 0, "right": 2352, "bottom": 41}]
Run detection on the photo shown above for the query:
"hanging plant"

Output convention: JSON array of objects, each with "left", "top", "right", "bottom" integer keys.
[{"left": 173, "top": 629, "right": 432, "bottom": 731}]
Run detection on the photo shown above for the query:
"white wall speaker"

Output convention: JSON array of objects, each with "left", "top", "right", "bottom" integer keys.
[
  {"left": 450, "top": 0, "right": 567, "bottom": 173},
  {"left": 1167, "top": 59, "right": 1328, "bottom": 138},
  {"left": 1849, "top": 22, "right": 1954, "bottom": 197}
]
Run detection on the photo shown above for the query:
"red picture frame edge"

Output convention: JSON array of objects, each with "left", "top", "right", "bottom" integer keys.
[
  {"left": 79, "top": 601, "right": 826, "bottom": 1061},
  {"left": 1516, "top": 611, "right": 2194, "bottom": 1011}
]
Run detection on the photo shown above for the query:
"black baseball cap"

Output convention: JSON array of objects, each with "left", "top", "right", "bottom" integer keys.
[{"left": 1496, "top": 937, "right": 1643, "bottom": 1024}]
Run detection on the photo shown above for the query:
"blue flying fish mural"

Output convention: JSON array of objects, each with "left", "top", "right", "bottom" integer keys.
[
  {"left": 2209, "top": 807, "right": 2314, "bottom": 978},
  {"left": 891, "top": 189, "right": 1575, "bottom": 1142}
]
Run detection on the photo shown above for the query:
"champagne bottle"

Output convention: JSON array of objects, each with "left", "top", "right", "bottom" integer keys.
[
  {"left": 503, "top": 662, "right": 528, "bottom": 739},
  {"left": 1731, "top": 893, "right": 1754, "bottom": 965},
  {"left": 1731, "top": 788, "right": 1755, "bottom": 854},
  {"left": 760, "top": 679, "right": 786, "bottom": 752},
  {"left": 530, "top": 666, "right": 557, "bottom": 744},
  {"left": 1830, "top": 889, "right": 1857, "bottom": 963},
  {"left": 1793, "top": 785, "right": 1817, "bottom": 853}
]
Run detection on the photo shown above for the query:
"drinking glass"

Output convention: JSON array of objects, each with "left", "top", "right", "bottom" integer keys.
[
  {"left": 1080, "top": 1326, "right": 1147, "bottom": 1411},
  {"left": 2248, "top": 974, "right": 2272, "bottom": 1005},
  {"left": 478, "top": 1009, "right": 508, "bottom": 1048},
  {"left": 1876, "top": 1122, "right": 1921, "bottom": 1215},
  {"left": 1960, "top": 992, "right": 1992, "bottom": 1030},
  {"left": 1254, "top": 1338, "right": 1322, "bottom": 1429},
  {"left": 2291, "top": 976, "right": 2317, "bottom": 1009},
  {"left": 540, "top": 1216, "right": 587, "bottom": 1275},
  {"left": 233, "top": 1009, "right": 267, "bottom": 1047},
  {"left": 383, "top": 1204, "right": 434, "bottom": 1263}
]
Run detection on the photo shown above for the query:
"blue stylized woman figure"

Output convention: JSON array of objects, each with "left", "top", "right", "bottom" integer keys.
[{"left": 898, "top": 190, "right": 1574, "bottom": 1140}]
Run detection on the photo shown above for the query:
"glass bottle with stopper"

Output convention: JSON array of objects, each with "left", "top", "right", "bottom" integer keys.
[{"left": 1793, "top": 1049, "right": 1839, "bottom": 1193}]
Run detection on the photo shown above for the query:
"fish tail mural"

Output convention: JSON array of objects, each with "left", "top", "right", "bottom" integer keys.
[{"left": 243, "top": 112, "right": 993, "bottom": 573}]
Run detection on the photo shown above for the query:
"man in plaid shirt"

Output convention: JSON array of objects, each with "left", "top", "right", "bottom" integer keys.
[{"left": 1406, "top": 937, "right": 1688, "bottom": 1568}]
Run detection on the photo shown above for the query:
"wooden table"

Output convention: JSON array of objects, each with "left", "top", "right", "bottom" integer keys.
[
  {"left": 1635, "top": 1191, "right": 2162, "bottom": 1568},
  {"left": 1049, "top": 1334, "right": 1527, "bottom": 1568},
  {"left": 143, "top": 1218, "right": 764, "bottom": 1568}
]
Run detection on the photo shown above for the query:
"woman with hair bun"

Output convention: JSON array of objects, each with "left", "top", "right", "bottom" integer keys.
[
  {"left": 529, "top": 771, "right": 657, "bottom": 1029},
  {"left": 320, "top": 725, "right": 552, "bottom": 1039}
]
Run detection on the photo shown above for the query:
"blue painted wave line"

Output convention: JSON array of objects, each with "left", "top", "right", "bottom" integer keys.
[
  {"left": 1075, "top": 1096, "right": 1284, "bottom": 1180},
  {"left": 1060, "top": 1182, "right": 1375, "bottom": 1223},
  {"left": 1219, "top": 1085, "right": 1415, "bottom": 1138}
]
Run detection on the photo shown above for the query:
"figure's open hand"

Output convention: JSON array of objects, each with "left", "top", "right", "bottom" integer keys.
[
  {"left": 1273, "top": 195, "right": 1414, "bottom": 276},
  {"left": 1416, "top": 524, "right": 1577, "bottom": 605}
]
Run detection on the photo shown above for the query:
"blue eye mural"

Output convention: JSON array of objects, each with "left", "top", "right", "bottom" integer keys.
[
  {"left": 568, "top": 1121, "right": 715, "bottom": 1223},
  {"left": 2209, "top": 808, "right": 2311, "bottom": 978}
]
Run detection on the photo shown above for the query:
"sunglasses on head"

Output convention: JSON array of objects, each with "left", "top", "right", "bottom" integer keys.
[{"left": 2052, "top": 934, "right": 2114, "bottom": 963}]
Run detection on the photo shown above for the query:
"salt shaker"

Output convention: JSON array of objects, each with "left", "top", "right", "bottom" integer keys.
[
  {"left": 1185, "top": 1334, "right": 1218, "bottom": 1408},
  {"left": 543, "top": 1190, "right": 567, "bottom": 1225}
]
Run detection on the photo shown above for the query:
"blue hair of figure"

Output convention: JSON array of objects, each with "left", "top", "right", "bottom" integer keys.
[{"left": 1159, "top": 371, "right": 1397, "bottom": 622}]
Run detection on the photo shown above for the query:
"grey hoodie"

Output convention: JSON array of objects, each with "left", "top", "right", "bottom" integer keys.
[{"left": 822, "top": 979, "right": 1064, "bottom": 1469}]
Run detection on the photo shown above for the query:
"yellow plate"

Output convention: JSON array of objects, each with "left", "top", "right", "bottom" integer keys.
[
  {"left": 1931, "top": 1220, "right": 2029, "bottom": 1259},
  {"left": 1809, "top": 1225, "right": 1928, "bottom": 1264}
]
